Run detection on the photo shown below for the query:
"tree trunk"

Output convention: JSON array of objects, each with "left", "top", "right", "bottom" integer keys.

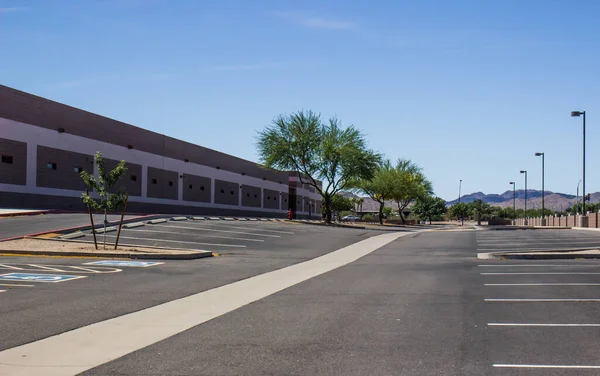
[
  {"left": 324, "top": 196, "right": 332, "bottom": 224},
  {"left": 87, "top": 203, "right": 98, "bottom": 250},
  {"left": 397, "top": 202, "right": 406, "bottom": 224},
  {"left": 114, "top": 194, "right": 129, "bottom": 250},
  {"left": 477, "top": 212, "right": 481, "bottom": 226},
  {"left": 429, "top": 216, "right": 432, "bottom": 225},
  {"left": 378, "top": 202, "right": 384, "bottom": 225}
]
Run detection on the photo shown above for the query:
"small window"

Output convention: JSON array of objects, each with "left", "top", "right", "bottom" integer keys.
[
  {"left": 1, "top": 155, "right": 13, "bottom": 164},
  {"left": 247, "top": 193, "right": 250, "bottom": 197},
  {"left": 284, "top": 199, "right": 287, "bottom": 202},
  {"left": 230, "top": 190, "right": 234, "bottom": 195},
  {"left": 73, "top": 167, "right": 83, "bottom": 173},
  {"left": 200, "top": 186, "right": 205, "bottom": 191},
  {"left": 267, "top": 196, "right": 271, "bottom": 200},
  {"left": 168, "top": 181, "right": 173, "bottom": 187},
  {"left": 130, "top": 175, "right": 137, "bottom": 182},
  {"left": 47, "top": 162, "right": 57, "bottom": 170},
  {"left": 254, "top": 194, "right": 257, "bottom": 198},
  {"left": 188, "top": 184, "right": 193, "bottom": 189},
  {"left": 220, "top": 189, "right": 224, "bottom": 194},
  {"left": 152, "top": 178, "right": 158, "bottom": 184}
]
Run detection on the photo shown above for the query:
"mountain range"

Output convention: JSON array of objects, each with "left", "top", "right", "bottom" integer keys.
[{"left": 445, "top": 189, "right": 600, "bottom": 211}]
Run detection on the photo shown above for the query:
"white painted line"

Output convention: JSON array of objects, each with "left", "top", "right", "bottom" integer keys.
[
  {"left": 190, "top": 223, "right": 295, "bottom": 235},
  {"left": 477, "top": 247, "right": 600, "bottom": 251},
  {"left": 0, "top": 264, "right": 24, "bottom": 270},
  {"left": 152, "top": 224, "right": 281, "bottom": 238},
  {"left": 27, "top": 264, "right": 65, "bottom": 272},
  {"left": 68, "top": 266, "right": 122, "bottom": 274},
  {"left": 121, "top": 228, "right": 265, "bottom": 242},
  {"left": 485, "top": 299, "right": 600, "bottom": 302},
  {"left": 102, "top": 234, "right": 247, "bottom": 248},
  {"left": 486, "top": 283, "right": 600, "bottom": 286},
  {"left": 0, "top": 231, "right": 413, "bottom": 376},
  {"left": 482, "top": 272, "right": 600, "bottom": 275},
  {"left": 0, "top": 284, "right": 34, "bottom": 287},
  {"left": 493, "top": 364, "right": 600, "bottom": 369},
  {"left": 0, "top": 290, "right": 5, "bottom": 293},
  {"left": 479, "top": 264, "right": 600, "bottom": 267},
  {"left": 489, "top": 323, "right": 600, "bottom": 327}
]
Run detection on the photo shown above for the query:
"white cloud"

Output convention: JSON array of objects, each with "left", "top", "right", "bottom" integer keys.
[{"left": 273, "top": 11, "right": 356, "bottom": 31}]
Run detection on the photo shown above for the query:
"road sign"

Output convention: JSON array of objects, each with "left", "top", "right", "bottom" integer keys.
[
  {"left": 0, "top": 273, "right": 87, "bottom": 283},
  {"left": 83, "top": 260, "right": 164, "bottom": 268}
]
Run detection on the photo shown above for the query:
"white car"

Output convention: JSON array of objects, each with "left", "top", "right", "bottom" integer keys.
[{"left": 342, "top": 215, "right": 361, "bottom": 221}]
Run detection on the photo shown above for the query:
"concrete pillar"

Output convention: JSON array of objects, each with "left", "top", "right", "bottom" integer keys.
[
  {"left": 26, "top": 143, "right": 37, "bottom": 188},
  {"left": 579, "top": 215, "right": 589, "bottom": 228},
  {"left": 141, "top": 166, "right": 148, "bottom": 198},
  {"left": 210, "top": 179, "right": 215, "bottom": 204},
  {"left": 178, "top": 173, "right": 183, "bottom": 201},
  {"left": 238, "top": 185, "right": 242, "bottom": 207}
]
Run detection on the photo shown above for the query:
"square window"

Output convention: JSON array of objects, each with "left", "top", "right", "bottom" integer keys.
[
  {"left": 47, "top": 163, "right": 57, "bottom": 170},
  {"left": 189, "top": 184, "right": 193, "bottom": 189},
  {"left": 152, "top": 178, "right": 158, "bottom": 184},
  {"left": 200, "top": 186, "right": 205, "bottom": 191},
  {"left": 1, "top": 155, "right": 13, "bottom": 164},
  {"left": 220, "top": 189, "right": 224, "bottom": 194},
  {"left": 168, "top": 181, "right": 173, "bottom": 187},
  {"left": 73, "top": 167, "right": 83, "bottom": 173},
  {"left": 130, "top": 175, "right": 137, "bottom": 182},
  {"left": 230, "top": 190, "right": 234, "bottom": 195}
]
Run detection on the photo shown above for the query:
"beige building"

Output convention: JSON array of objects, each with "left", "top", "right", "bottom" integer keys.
[{"left": 0, "top": 85, "right": 321, "bottom": 218}]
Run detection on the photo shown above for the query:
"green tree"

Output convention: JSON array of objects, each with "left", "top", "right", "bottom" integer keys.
[
  {"left": 257, "top": 110, "right": 380, "bottom": 223},
  {"left": 391, "top": 159, "right": 433, "bottom": 224},
  {"left": 330, "top": 194, "right": 354, "bottom": 219},
  {"left": 356, "top": 197, "right": 365, "bottom": 214},
  {"left": 357, "top": 160, "right": 396, "bottom": 224},
  {"left": 412, "top": 196, "right": 447, "bottom": 224},
  {"left": 470, "top": 199, "right": 492, "bottom": 225},
  {"left": 383, "top": 206, "right": 393, "bottom": 218},
  {"left": 449, "top": 202, "right": 472, "bottom": 225},
  {"left": 80, "top": 152, "right": 128, "bottom": 250}
]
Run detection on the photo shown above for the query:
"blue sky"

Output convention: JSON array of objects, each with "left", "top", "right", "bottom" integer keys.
[{"left": 2, "top": 0, "right": 600, "bottom": 200}]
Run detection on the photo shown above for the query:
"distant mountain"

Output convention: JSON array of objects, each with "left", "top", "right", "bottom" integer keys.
[{"left": 446, "top": 189, "right": 583, "bottom": 211}]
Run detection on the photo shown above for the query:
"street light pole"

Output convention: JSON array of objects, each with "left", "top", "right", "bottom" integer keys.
[
  {"left": 535, "top": 152, "right": 545, "bottom": 225},
  {"left": 572, "top": 110, "right": 587, "bottom": 227},
  {"left": 520, "top": 170, "right": 527, "bottom": 225},
  {"left": 458, "top": 179, "right": 462, "bottom": 204},
  {"left": 509, "top": 181, "right": 516, "bottom": 225}
]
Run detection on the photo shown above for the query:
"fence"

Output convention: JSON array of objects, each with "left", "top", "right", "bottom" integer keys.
[{"left": 514, "top": 211, "right": 600, "bottom": 228}]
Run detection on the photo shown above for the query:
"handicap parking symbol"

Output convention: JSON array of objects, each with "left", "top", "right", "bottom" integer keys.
[
  {"left": 0, "top": 273, "right": 87, "bottom": 283},
  {"left": 83, "top": 260, "right": 164, "bottom": 268}
]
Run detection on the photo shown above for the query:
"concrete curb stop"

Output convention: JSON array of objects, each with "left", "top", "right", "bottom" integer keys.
[{"left": 478, "top": 248, "right": 600, "bottom": 260}]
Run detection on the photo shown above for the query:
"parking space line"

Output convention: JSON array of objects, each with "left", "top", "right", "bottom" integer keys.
[
  {"left": 485, "top": 283, "right": 600, "bottom": 286},
  {"left": 151, "top": 224, "right": 281, "bottom": 238},
  {"left": 0, "top": 264, "right": 23, "bottom": 270},
  {"left": 482, "top": 272, "right": 600, "bottom": 275},
  {"left": 27, "top": 264, "right": 65, "bottom": 272},
  {"left": 102, "top": 234, "right": 247, "bottom": 248},
  {"left": 485, "top": 299, "right": 600, "bottom": 302},
  {"left": 493, "top": 364, "right": 600, "bottom": 369},
  {"left": 123, "top": 228, "right": 264, "bottom": 242},
  {"left": 479, "top": 264, "right": 600, "bottom": 267},
  {"left": 489, "top": 323, "right": 600, "bottom": 327},
  {"left": 188, "top": 223, "right": 295, "bottom": 235},
  {"left": 0, "top": 283, "right": 34, "bottom": 287}
]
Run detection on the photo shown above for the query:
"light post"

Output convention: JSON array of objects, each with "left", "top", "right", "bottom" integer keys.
[
  {"left": 520, "top": 170, "right": 528, "bottom": 225},
  {"left": 572, "top": 110, "right": 587, "bottom": 227},
  {"left": 458, "top": 179, "right": 462, "bottom": 203},
  {"left": 509, "top": 181, "right": 516, "bottom": 224},
  {"left": 535, "top": 152, "right": 545, "bottom": 225},
  {"left": 576, "top": 179, "right": 582, "bottom": 215}
]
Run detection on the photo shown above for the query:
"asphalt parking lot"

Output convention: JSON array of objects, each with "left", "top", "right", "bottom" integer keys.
[
  {"left": 476, "top": 228, "right": 600, "bottom": 253},
  {"left": 480, "top": 258, "right": 600, "bottom": 372},
  {"left": 60, "top": 217, "right": 399, "bottom": 257}
]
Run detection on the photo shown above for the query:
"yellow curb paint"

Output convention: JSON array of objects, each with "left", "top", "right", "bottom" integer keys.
[{"left": 35, "top": 233, "right": 61, "bottom": 239}]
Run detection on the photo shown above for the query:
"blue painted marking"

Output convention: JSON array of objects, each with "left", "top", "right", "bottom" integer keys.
[
  {"left": 0, "top": 273, "right": 86, "bottom": 283},
  {"left": 83, "top": 260, "right": 164, "bottom": 268}
]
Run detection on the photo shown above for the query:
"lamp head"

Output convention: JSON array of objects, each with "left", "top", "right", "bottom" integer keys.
[
  {"left": 509, "top": 181, "right": 515, "bottom": 184},
  {"left": 571, "top": 111, "right": 584, "bottom": 117},
  {"left": 520, "top": 170, "right": 526, "bottom": 174},
  {"left": 535, "top": 152, "right": 544, "bottom": 156}
]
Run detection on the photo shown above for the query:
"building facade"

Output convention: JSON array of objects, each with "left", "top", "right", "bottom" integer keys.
[{"left": 0, "top": 85, "right": 322, "bottom": 218}]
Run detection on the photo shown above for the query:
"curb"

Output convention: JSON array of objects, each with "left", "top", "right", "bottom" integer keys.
[{"left": 0, "top": 249, "right": 212, "bottom": 260}]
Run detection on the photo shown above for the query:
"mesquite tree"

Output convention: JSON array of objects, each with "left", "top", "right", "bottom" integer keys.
[{"left": 80, "top": 152, "right": 128, "bottom": 250}]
